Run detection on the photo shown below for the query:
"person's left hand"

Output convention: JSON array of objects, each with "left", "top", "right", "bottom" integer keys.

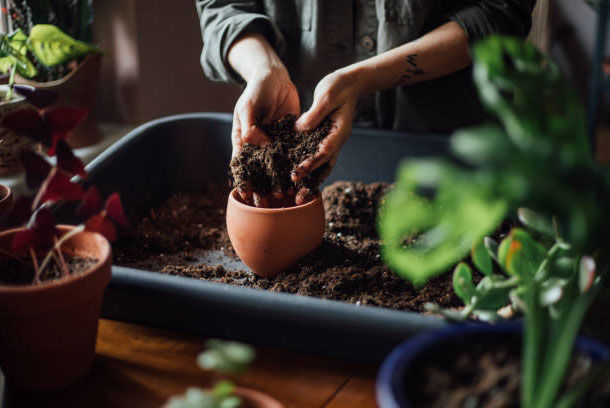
[{"left": 292, "top": 68, "right": 363, "bottom": 185}]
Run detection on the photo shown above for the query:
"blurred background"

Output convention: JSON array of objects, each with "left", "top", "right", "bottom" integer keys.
[
  {"left": 90, "top": 0, "right": 595, "bottom": 125},
  {"left": 1, "top": 0, "right": 608, "bottom": 152}
]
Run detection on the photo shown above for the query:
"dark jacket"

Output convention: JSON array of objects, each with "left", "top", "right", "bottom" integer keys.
[{"left": 196, "top": 0, "right": 536, "bottom": 132}]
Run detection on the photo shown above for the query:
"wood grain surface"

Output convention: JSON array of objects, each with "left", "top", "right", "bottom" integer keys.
[{"left": 4, "top": 319, "right": 379, "bottom": 408}]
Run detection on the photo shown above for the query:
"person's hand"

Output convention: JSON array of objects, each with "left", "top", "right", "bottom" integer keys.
[
  {"left": 231, "top": 66, "right": 300, "bottom": 206},
  {"left": 293, "top": 68, "right": 363, "bottom": 184}
]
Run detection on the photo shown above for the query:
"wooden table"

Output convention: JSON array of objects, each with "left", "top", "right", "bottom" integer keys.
[{"left": 4, "top": 319, "right": 379, "bottom": 408}]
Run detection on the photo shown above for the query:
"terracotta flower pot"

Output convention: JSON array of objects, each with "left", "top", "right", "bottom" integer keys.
[
  {"left": 16, "top": 54, "right": 102, "bottom": 149},
  {"left": 233, "top": 387, "right": 284, "bottom": 408},
  {"left": 0, "top": 87, "right": 33, "bottom": 176},
  {"left": 0, "top": 225, "right": 111, "bottom": 390},
  {"left": 164, "top": 387, "right": 284, "bottom": 408},
  {"left": 0, "top": 183, "right": 12, "bottom": 216},
  {"left": 226, "top": 189, "right": 325, "bottom": 278}
]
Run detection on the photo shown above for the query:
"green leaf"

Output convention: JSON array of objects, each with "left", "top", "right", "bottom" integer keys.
[
  {"left": 472, "top": 36, "right": 590, "bottom": 165},
  {"left": 452, "top": 263, "right": 476, "bottom": 305},
  {"left": 498, "top": 235, "right": 512, "bottom": 273},
  {"left": 4, "top": 29, "right": 37, "bottom": 77},
  {"left": 474, "top": 275, "right": 512, "bottom": 310},
  {"left": 219, "top": 396, "right": 242, "bottom": 408},
  {"left": 28, "top": 24, "right": 99, "bottom": 67},
  {"left": 504, "top": 228, "right": 547, "bottom": 278},
  {"left": 472, "top": 238, "right": 493, "bottom": 276},
  {"left": 212, "top": 381, "right": 235, "bottom": 398},
  {"left": 539, "top": 278, "right": 567, "bottom": 306},
  {"left": 379, "top": 159, "right": 508, "bottom": 285},
  {"left": 549, "top": 256, "right": 577, "bottom": 279},
  {"left": 517, "top": 208, "right": 555, "bottom": 237},
  {"left": 8, "top": 29, "right": 28, "bottom": 56},
  {"left": 533, "top": 281, "right": 601, "bottom": 408},
  {"left": 484, "top": 237, "right": 500, "bottom": 262},
  {"left": 197, "top": 340, "right": 255, "bottom": 373},
  {"left": 0, "top": 56, "right": 16, "bottom": 74},
  {"left": 166, "top": 387, "right": 216, "bottom": 408},
  {"left": 451, "top": 123, "right": 515, "bottom": 166}
]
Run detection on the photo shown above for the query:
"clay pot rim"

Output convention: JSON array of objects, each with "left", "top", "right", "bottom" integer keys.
[
  {"left": 0, "top": 224, "right": 111, "bottom": 293},
  {"left": 0, "top": 86, "right": 26, "bottom": 106},
  {"left": 229, "top": 188, "right": 322, "bottom": 214},
  {"left": 233, "top": 386, "right": 284, "bottom": 408},
  {"left": 0, "top": 183, "right": 11, "bottom": 204},
  {"left": 16, "top": 53, "right": 102, "bottom": 88}
]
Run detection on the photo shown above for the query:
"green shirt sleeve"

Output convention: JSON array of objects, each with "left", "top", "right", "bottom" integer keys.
[
  {"left": 448, "top": 0, "right": 537, "bottom": 42},
  {"left": 196, "top": 0, "right": 285, "bottom": 83}
]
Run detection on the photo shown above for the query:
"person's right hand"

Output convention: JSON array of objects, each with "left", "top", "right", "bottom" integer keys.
[{"left": 231, "top": 66, "right": 300, "bottom": 207}]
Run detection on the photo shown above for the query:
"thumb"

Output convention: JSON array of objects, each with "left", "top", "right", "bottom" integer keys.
[
  {"left": 295, "top": 95, "right": 334, "bottom": 132},
  {"left": 292, "top": 110, "right": 349, "bottom": 181},
  {"left": 241, "top": 105, "right": 270, "bottom": 147}
]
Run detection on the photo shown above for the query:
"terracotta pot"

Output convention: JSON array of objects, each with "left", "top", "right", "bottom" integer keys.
[
  {"left": 226, "top": 189, "right": 325, "bottom": 278},
  {"left": 164, "top": 387, "right": 283, "bottom": 408},
  {"left": 16, "top": 54, "right": 102, "bottom": 149},
  {"left": 0, "top": 87, "right": 33, "bottom": 176},
  {"left": 234, "top": 387, "right": 284, "bottom": 408},
  {"left": 0, "top": 225, "right": 112, "bottom": 390},
  {"left": 0, "top": 183, "right": 12, "bottom": 216}
]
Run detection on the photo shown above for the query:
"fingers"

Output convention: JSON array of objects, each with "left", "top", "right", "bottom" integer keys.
[
  {"left": 292, "top": 108, "right": 352, "bottom": 182},
  {"left": 295, "top": 187, "right": 314, "bottom": 206},
  {"left": 274, "top": 90, "right": 300, "bottom": 120},
  {"left": 239, "top": 102, "right": 270, "bottom": 147},
  {"left": 231, "top": 114, "right": 243, "bottom": 158},
  {"left": 252, "top": 192, "right": 269, "bottom": 208},
  {"left": 295, "top": 93, "right": 334, "bottom": 132}
]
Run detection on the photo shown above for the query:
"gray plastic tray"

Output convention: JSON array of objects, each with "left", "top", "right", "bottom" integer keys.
[{"left": 86, "top": 113, "right": 451, "bottom": 362}]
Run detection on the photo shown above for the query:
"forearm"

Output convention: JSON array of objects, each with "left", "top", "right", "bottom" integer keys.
[
  {"left": 227, "top": 33, "right": 288, "bottom": 82},
  {"left": 344, "top": 21, "right": 471, "bottom": 96}
]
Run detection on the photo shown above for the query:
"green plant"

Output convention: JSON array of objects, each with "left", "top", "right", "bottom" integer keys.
[
  {"left": 0, "top": 24, "right": 99, "bottom": 99},
  {"left": 378, "top": 36, "right": 610, "bottom": 408},
  {"left": 9, "top": 0, "right": 94, "bottom": 81},
  {"left": 166, "top": 340, "right": 256, "bottom": 408}
]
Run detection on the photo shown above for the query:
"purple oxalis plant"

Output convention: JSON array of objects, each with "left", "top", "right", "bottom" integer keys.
[{"left": 0, "top": 85, "right": 128, "bottom": 284}]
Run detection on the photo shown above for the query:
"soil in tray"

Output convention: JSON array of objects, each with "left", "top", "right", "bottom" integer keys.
[
  {"left": 406, "top": 338, "right": 610, "bottom": 408},
  {"left": 0, "top": 255, "right": 97, "bottom": 285},
  {"left": 114, "top": 181, "right": 487, "bottom": 312}
]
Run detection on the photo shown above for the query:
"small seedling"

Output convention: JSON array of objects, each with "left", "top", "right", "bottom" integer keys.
[
  {"left": 166, "top": 340, "right": 255, "bottom": 408},
  {"left": 0, "top": 86, "right": 127, "bottom": 283}
]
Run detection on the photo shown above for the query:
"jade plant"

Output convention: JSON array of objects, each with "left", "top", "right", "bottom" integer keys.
[
  {"left": 0, "top": 86, "right": 127, "bottom": 283},
  {"left": 378, "top": 36, "right": 610, "bottom": 408},
  {"left": 166, "top": 339, "right": 256, "bottom": 408},
  {"left": 0, "top": 24, "right": 99, "bottom": 99}
]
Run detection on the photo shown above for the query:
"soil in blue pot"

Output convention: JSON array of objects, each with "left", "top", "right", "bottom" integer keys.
[{"left": 404, "top": 335, "right": 610, "bottom": 407}]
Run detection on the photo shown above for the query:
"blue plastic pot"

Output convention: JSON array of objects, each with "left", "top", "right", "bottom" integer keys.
[{"left": 376, "top": 322, "right": 610, "bottom": 408}]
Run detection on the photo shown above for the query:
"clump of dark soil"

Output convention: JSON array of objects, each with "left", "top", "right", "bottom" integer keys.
[
  {"left": 407, "top": 336, "right": 610, "bottom": 407},
  {"left": 114, "top": 181, "right": 469, "bottom": 312},
  {"left": 0, "top": 255, "right": 97, "bottom": 285},
  {"left": 230, "top": 114, "right": 332, "bottom": 201}
]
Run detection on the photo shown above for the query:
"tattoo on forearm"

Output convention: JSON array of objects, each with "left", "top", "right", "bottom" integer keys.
[{"left": 398, "top": 54, "right": 425, "bottom": 85}]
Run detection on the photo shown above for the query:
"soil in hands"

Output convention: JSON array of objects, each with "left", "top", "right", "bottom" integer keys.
[
  {"left": 114, "top": 181, "right": 470, "bottom": 312},
  {"left": 407, "top": 337, "right": 610, "bottom": 408},
  {"left": 230, "top": 114, "right": 333, "bottom": 207},
  {"left": 0, "top": 255, "right": 97, "bottom": 285}
]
